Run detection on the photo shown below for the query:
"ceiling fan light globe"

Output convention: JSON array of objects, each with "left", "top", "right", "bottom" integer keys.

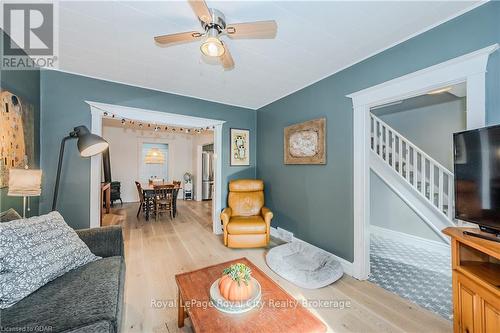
[{"left": 200, "top": 37, "right": 225, "bottom": 57}]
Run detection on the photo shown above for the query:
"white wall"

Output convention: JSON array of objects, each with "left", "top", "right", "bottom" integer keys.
[
  {"left": 102, "top": 124, "right": 197, "bottom": 202},
  {"left": 380, "top": 98, "right": 466, "bottom": 170},
  {"left": 370, "top": 171, "right": 445, "bottom": 243}
]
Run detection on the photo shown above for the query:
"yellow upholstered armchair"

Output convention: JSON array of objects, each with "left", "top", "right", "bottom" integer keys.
[{"left": 220, "top": 179, "right": 273, "bottom": 248}]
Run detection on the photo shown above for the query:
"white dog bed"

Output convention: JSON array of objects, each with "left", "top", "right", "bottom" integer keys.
[{"left": 266, "top": 241, "right": 343, "bottom": 289}]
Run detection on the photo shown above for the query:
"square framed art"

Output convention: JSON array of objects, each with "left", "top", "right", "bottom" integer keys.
[{"left": 284, "top": 118, "right": 326, "bottom": 165}]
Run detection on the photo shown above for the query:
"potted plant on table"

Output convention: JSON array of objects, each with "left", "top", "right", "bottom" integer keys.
[{"left": 218, "top": 263, "right": 253, "bottom": 301}]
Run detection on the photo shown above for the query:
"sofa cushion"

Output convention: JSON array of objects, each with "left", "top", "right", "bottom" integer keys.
[
  {"left": 67, "top": 321, "right": 112, "bottom": 333},
  {"left": 0, "top": 208, "right": 22, "bottom": 222},
  {"left": 227, "top": 216, "right": 266, "bottom": 234},
  {"left": 2, "top": 256, "right": 124, "bottom": 333},
  {"left": 0, "top": 212, "right": 100, "bottom": 308}
]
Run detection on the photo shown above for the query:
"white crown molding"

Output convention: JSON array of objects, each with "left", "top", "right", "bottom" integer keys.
[
  {"left": 86, "top": 101, "right": 225, "bottom": 128},
  {"left": 347, "top": 44, "right": 499, "bottom": 107}
]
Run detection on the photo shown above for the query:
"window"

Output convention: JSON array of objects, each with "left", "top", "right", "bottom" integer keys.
[{"left": 140, "top": 143, "right": 168, "bottom": 182}]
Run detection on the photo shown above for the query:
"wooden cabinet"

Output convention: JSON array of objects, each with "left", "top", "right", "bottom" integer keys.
[{"left": 443, "top": 228, "right": 500, "bottom": 333}]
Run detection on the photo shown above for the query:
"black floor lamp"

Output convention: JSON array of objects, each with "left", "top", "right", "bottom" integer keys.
[{"left": 52, "top": 125, "right": 109, "bottom": 211}]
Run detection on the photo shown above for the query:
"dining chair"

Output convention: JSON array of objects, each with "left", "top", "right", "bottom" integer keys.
[
  {"left": 153, "top": 184, "right": 174, "bottom": 221},
  {"left": 135, "top": 181, "right": 146, "bottom": 218}
]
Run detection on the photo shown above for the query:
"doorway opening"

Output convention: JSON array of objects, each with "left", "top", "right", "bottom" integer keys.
[
  {"left": 367, "top": 82, "right": 467, "bottom": 319},
  {"left": 347, "top": 44, "right": 498, "bottom": 281},
  {"left": 86, "top": 101, "right": 224, "bottom": 233}
]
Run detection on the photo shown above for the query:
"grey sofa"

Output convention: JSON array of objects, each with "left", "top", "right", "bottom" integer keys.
[{"left": 1, "top": 226, "right": 125, "bottom": 333}]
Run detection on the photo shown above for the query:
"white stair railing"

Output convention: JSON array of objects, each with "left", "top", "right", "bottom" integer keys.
[{"left": 370, "top": 113, "right": 455, "bottom": 221}]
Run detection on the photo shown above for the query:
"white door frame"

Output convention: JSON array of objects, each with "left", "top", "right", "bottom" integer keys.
[
  {"left": 346, "top": 44, "right": 498, "bottom": 280},
  {"left": 86, "top": 101, "right": 226, "bottom": 234}
]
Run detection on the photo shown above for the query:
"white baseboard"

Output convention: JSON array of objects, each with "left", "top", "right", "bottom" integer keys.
[
  {"left": 370, "top": 225, "right": 450, "bottom": 254},
  {"left": 270, "top": 226, "right": 354, "bottom": 277}
]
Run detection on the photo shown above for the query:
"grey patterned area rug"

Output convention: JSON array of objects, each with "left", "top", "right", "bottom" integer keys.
[{"left": 368, "top": 234, "right": 452, "bottom": 320}]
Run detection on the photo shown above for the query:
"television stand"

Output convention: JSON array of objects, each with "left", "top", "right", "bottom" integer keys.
[
  {"left": 443, "top": 227, "right": 500, "bottom": 332},
  {"left": 463, "top": 226, "right": 500, "bottom": 244}
]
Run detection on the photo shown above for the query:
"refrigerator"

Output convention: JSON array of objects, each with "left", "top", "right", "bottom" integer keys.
[{"left": 202, "top": 151, "right": 214, "bottom": 200}]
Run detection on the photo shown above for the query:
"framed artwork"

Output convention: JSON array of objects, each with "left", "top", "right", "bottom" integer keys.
[
  {"left": 230, "top": 128, "right": 250, "bottom": 166},
  {"left": 284, "top": 118, "right": 326, "bottom": 165},
  {"left": 0, "top": 90, "right": 35, "bottom": 188}
]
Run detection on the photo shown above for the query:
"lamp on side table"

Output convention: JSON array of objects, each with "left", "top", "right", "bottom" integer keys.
[{"left": 8, "top": 168, "right": 42, "bottom": 218}]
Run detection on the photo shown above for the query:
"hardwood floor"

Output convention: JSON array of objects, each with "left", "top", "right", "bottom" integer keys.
[{"left": 110, "top": 201, "right": 452, "bottom": 333}]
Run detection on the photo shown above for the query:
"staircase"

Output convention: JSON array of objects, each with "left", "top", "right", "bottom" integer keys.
[{"left": 370, "top": 113, "right": 455, "bottom": 242}]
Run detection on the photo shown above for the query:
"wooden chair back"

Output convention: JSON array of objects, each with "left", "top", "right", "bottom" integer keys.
[
  {"left": 153, "top": 184, "right": 175, "bottom": 220},
  {"left": 135, "top": 181, "right": 144, "bottom": 202},
  {"left": 153, "top": 184, "right": 174, "bottom": 198}
]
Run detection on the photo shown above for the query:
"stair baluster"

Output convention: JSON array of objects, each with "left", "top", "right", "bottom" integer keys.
[{"left": 370, "top": 113, "right": 455, "bottom": 222}]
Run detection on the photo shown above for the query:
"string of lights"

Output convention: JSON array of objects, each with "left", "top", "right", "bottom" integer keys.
[{"left": 102, "top": 111, "right": 215, "bottom": 134}]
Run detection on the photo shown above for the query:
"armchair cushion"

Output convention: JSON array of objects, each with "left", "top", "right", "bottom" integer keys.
[
  {"left": 228, "top": 192, "right": 264, "bottom": 216},
  {"left": 226, "top": 216, "right": 266, "bottom": 234},
  {"left": 227, "top": 179, "right": 264, "bottom": 216}
]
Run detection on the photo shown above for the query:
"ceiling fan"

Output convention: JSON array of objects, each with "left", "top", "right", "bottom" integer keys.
[{"left": 154, "top": 0, "right": 278, "bottom": 70}]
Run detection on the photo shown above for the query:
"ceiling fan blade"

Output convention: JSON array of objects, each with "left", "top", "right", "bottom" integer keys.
[
  {"left": 220, "top": 43, "right": 234, "bottom": 70},
  {"left": 154, "top": 31, "right": 203, "bottom": 45},
  {"left": 226, "top": 20, "right": 277, "bottom": 39},
  {"left": 188, "top": 0, "right": 212, "bottom": 23}
]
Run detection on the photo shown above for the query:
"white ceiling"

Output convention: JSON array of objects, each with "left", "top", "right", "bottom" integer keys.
[{"left": 56, "top": 1, "right": 482, "bottom": 110}]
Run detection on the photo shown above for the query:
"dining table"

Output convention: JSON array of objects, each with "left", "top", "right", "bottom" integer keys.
[{"left": 141, "top": 183, "right": 181, "bottom": 221}]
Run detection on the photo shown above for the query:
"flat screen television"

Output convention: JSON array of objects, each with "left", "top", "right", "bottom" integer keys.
[{"left": 453, "top": 124, "right": 500, "bottom": 236}]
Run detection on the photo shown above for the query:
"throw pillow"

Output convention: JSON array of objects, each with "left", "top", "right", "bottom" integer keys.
[
  {"left": 0, "top": 208, "right": 22, "bottom": 223},
  {"left": 0, "top": 211, "right": 100, "bottom": 308}
]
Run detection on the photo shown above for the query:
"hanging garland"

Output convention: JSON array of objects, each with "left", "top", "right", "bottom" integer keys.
[{"left": 102, "top": 111, "right": 214, "bottom": 134}]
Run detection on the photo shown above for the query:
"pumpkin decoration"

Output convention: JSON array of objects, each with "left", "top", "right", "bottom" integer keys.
[{"left": 218, "top": 263, "right": 253, "bottom": 301}]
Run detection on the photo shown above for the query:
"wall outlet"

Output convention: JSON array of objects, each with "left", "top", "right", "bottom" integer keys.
[{"left": 277, "top": 227, "right": 294, "bottom": 242}]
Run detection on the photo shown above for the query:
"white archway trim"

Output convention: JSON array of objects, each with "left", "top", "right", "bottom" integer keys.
[
  {"left": 346, "top": 44, "right": 499, "bottom": 280},
  {"left": 86, "top": 101, "right": 226, "bottom": 234}
]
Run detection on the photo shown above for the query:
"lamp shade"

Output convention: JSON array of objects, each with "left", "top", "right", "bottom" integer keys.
[
  {"left": 74, "top": 126, "right": 109, "bottom": 157},
  {"left": 8, "top": 169, "right": 42, "bottom": 197},
  {"left": 144, "top": 147, "right": 165, "bottom": 164}
]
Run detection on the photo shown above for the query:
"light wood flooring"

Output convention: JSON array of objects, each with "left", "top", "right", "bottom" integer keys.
[{"left": 109, "top": 200, "right": 452, "bottom": 333}]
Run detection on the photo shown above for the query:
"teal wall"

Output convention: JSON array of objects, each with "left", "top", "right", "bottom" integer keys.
[
  {"left": 39, "top": 70, "right": 256, "bottom": 229},
  {"left": 0, "top": 31, "right": 41, "bottom": 217},
  {"left": 256, "top": 2, "right": 500, "bottom": 262}
]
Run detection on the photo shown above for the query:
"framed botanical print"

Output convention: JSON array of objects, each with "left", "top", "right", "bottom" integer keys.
[
  {"left": 284, "top": 118, "right": 326, "bottom": 165},
  {"left": 230, "top": 128, "right": 250, "bottom": 166}
]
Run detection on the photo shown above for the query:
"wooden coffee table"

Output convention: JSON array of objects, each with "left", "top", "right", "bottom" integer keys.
[{"left": 175, "top": 257, "right": 326, "bottom": 333}]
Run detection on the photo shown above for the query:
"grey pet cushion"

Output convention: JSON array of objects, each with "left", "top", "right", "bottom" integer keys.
[
  {"left": 266, "top": 241, "right": 343, "bottom": 289},
  {"left": 0, "top": 208, "right": 22, "bottom": 222},
  {"left": 0, "top": 211, "right": 100, "bottom": 308}
]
